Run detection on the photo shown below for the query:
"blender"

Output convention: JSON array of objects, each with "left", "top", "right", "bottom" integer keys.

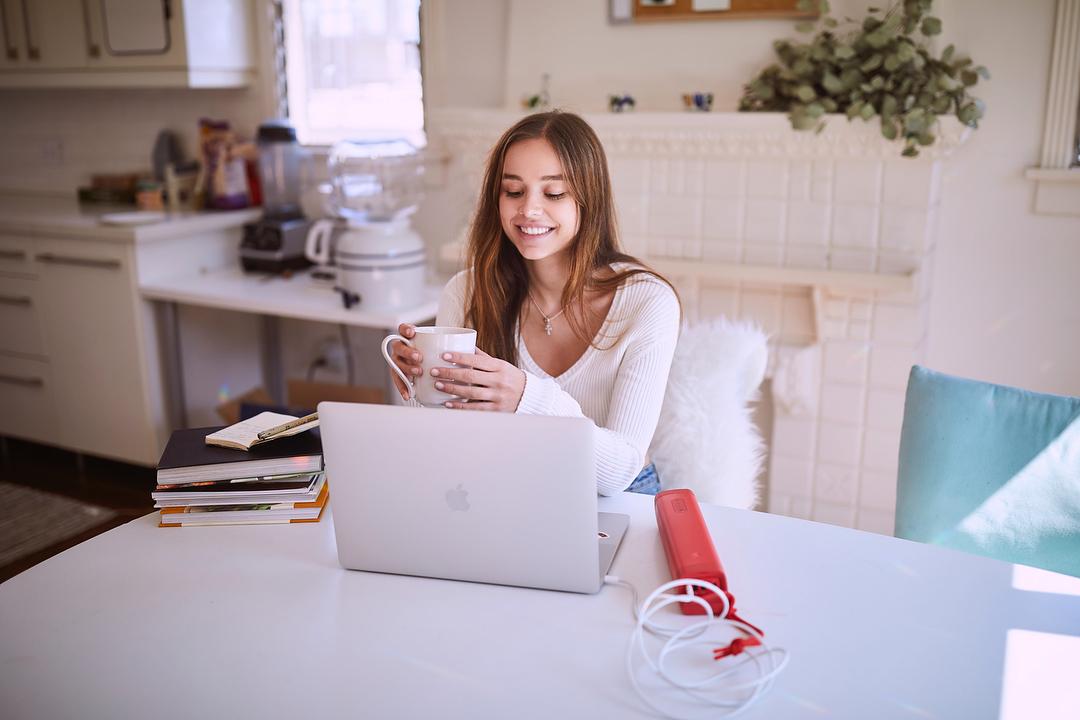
[
  {"left": 240, "top": 120, "right": 314, "bottom": 273},
  {"left": 305, "top": 140, "right": 427, "bottom": 310}
]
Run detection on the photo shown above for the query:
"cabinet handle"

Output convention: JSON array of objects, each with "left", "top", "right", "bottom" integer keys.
[
  {"left": 0, "top": 294, "right": 31, "bottom": 307},
  {"left": 0, "top": 249, "right": 27, "bottom": 261},
  {"left": 0, "top": 1, "right": 17, "bottom": 60},
  {"left": 80, "top": 0, "right": 100, "bottom": 58},
  {"left": 19, "top": 0, "right": 38, "bottom": 61},
  {"left": 0, "top": 373, "right": 44, "bottom": 388},
  {"left": 36, "top": 253, "right": 122, "bottom": 270}
]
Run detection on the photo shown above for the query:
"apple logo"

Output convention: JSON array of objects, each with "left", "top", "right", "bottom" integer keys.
[{"left": 445, "top": 483, "right": 470, "bottom": 511}]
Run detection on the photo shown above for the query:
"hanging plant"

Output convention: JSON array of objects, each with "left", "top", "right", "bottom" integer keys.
[{"left": 738, "top": 0, "right": 988, "bottom": 157}]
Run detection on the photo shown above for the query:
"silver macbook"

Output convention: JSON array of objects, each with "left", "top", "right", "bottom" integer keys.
[{"left": 318, "top": 401, "right": 629, "bottom": 593}]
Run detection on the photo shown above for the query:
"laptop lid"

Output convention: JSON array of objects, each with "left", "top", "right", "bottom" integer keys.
[{"left": 319, "top": 401, "right": 605, "bottom": 593}]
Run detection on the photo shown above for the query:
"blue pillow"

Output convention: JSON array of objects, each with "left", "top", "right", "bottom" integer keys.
[{"left": 896, "top": 366, "right": 1080, "bottom": 576}]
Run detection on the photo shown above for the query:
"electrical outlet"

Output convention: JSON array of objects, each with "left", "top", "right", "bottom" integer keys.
[{"left": 40, "top": 138, "right": 64, "bottom": 166}]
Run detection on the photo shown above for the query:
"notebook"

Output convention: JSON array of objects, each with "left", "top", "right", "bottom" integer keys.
[
  {"left": 156, "top": 426, "right": 322, "bottom": 486},
  {"left": 318, "top": 402, "right": 629, "bottom": 594}
]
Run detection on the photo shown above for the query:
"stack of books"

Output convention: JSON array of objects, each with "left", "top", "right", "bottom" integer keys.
[{"left": 154, "top": 414, "right": 327, "bottom": 527}]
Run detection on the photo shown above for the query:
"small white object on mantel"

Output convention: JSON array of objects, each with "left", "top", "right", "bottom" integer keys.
[{"left": 692, "top": 0, "right": 732, "bottom": 11}]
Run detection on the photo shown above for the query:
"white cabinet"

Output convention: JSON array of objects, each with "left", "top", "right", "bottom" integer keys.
[{"left": 0, "top": 0, "right": 254, "bottom": 88}]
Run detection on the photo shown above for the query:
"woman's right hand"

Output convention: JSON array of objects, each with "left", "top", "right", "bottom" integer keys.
[{"left": 389, "top": 323, "right": 422, "bottom": 401}]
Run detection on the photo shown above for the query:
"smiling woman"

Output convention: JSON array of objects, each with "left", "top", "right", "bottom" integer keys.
[{"left": 387, "top": 111, "right": 682, "bottom": 496}]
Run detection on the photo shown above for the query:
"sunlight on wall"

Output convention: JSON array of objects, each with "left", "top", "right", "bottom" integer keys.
[{"left": 999, "top": 629, "right": 1080, "bottom": 720}]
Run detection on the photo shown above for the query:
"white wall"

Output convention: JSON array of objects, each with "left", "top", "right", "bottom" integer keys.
[{"left": 484, "top": 0, "right": 1080, "bottom": 397}]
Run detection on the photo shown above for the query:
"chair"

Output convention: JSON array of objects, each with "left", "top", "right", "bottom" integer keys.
[
  {"left": 895, "top": 365, "right": 1080, "bottom": 577},
  {"left": 649, "top": 318, "right": 768, "bottom": 509}
]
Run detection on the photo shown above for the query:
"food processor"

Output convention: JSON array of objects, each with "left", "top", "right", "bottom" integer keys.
[
  {"left": 240, "top": 120, "right": 313, "bottom": 273},
  {"left": 305, "top": 140, "right": 427, "bottom": 310}
]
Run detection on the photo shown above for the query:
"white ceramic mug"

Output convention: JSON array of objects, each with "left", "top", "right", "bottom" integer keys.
[{"left": 381, "top": 327, "right": 477, "bottom": 407}]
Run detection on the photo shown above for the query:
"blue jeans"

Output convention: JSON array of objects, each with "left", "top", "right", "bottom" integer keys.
[{"left": 625, "top": 463, "right": 661, "bottom": 495}]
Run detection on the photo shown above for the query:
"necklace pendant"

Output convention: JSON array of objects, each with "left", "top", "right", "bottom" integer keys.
[{"left": 544, "top": 318, "right": 553, "bottom": 335}]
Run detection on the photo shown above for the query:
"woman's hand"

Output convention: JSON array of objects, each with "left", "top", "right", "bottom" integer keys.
[
  {"left": 388, "top": 323, "right": 422, "bottom": 401},
  {"left": 430, "top": 348, "right": 526, "bottom": 412}
]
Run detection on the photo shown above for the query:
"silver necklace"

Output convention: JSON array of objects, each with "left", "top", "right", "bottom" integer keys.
[{"left": 528, "top": 293, "right": 566, "bottom": 336}]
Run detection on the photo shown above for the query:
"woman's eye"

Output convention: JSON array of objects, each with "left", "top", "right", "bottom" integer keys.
[
  {"left": 503, "top": 190, "right": 524, "bottom": 198},
  {"left": 545, "top": 192, "right": 567, "bottom": 200}
]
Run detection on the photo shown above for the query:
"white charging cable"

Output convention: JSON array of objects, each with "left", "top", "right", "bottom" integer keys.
[{"left": 605, "top": 576, "right": 789, "bottom": 720}]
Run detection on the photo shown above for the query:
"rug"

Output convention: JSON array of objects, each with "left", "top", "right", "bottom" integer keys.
[{"left": 0, "top": 482, "right": 118, "bottom": 569}]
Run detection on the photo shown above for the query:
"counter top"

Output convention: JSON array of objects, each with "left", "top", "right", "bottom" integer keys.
[{"left": 0, "top": 192, "right": 261, "bottom": 244}]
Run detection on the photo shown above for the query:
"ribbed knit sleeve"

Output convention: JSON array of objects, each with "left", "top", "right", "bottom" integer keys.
[{"left": 516, "top": 279, "right": 680, "bottom": 495}]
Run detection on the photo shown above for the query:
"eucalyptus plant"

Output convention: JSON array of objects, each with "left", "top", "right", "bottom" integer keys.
[{"left": 738, "top": 0, "right": 988, "bottom": 156}]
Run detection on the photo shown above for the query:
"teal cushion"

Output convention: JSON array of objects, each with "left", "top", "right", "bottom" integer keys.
[{"left": 896, "top": 366, "right": 1080, "bottom": 576}]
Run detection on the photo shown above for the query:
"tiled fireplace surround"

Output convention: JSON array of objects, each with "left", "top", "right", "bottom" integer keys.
[{"left": 428, "top": 110, "right": 969, "bottom": 536}]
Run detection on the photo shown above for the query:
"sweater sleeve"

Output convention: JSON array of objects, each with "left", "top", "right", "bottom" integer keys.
[{"left": 516, "top": 280, "right": 681, "bottom": 495}]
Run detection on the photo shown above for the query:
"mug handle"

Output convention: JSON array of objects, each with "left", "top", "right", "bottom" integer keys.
[
  {"left": 381, "top": 334, "right": 415, "bottom": 401},
  {"left": 305, "top": 218, "right": 334, "bottom": 266}
]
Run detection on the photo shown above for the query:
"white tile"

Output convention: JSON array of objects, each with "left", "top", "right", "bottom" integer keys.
[
  {"left": 684, "top": 159, "right": 705, "bottom": 195},
  {"left": 824, "top": 340, "right": 870, "bottom": 383},
  {"left": 621, "top": 233, "right": 648, "bottom": 257},
  {"left": 863, "top": 427, "right": 901, "bottom": 472},
  {"left": 788, "top": 160, "right": 812, "bottom": 201},
  {"left": 771, "top": 415, "right": 817, "bottom": 460},
  {"left": 769, "top": 456, "right": 814, "bottom": 496},
  {"left": 814, "top": 463, "right": 859, "bottom": 504},
  {"left": 744, "top": 199, "right": 785, "bottom": 245},
  {"left": 740, "top": 289, "right": 783, "bottom": 335},
  {"left": 880, "top": 205, "right": 928, "bottom": 252},
  {"left": 609, "top": 157, "right": 650, "bottom": 195},
  {"left": 856, "top": 507, "right": 895, "bottom": 535},
  {"left": 698, "top": 284, "right": 739, "bottom": 319},
  {"left": 817, "top": 422, "right": 862, "bottom": 466},
  {"left": 702, "top": 241, "right": 740, "bottom": 263},
  {"left": 746, "top": 160, "right": 788, "bottom": 199},
  {"left": 831, "top": 204, "right": 878, "bottom": 248},
  {"left": 811, "top": 159, "right": 833, "bottom": 203},
  {"left": 651, "top": 158, "right": 670, "bottom": 195},
  {"left": 790, "top": 496, "right": 814, "bottom": 520},
  {"left": 702, "top": 197, "right": 742, "bottom": 240},
  {"left": 859, "top": 469, "right": 898, "bottom": 511},
  {"left": 833, "top": 159, "right": 881, "bottom": 204},
  {"left": 873, "top": 303, "right": 923, "bottom": 344},
  {"left": 683, "top": 237, "right": 703, "bottom": 260},
  {"left": 667, "top": 158, "right": 688, "bottom": 195},
  {"left": 648, "top": 196, "right": 702, "bottom": 238},
  {"left": 647, "top": 234, "right": 668, "bottom": 257},
  {"left": 869, "top": 345, "right": 918, "bottom": 389},
  {"left": 850, "top": 300, "right": 872, "bottom": 321},
  {"left": 615, "top": 192, "right": 647, "bottom": 235},
  {"left": 883, "top": 160, "right": 934, "bottom": 207},
  {"left": 813, "top": 501, "right": 856, "bottom": 527},
  {"left": 704, "top": 159, "right": 743, "bottom": 197},
  {"left": 787, "top": 201, "right": 829, "bottom": 246},
  {"left": 848, "top": 320, "right": 871, "bottom": 340},
  {"left": 665, "top": 238, "right": 687, "bottom": 257},
  {"left": 768, "top": 492, "right": 792, "bottom": 516},
  {"left": 743, "top": 245, "right": 784, "bottom": 266},
  {"left": 877, "top": 253, "right": 920, "bottom": 275},
  {"left": 824, "top": 298, "right": 848, "bottom": 319},
  {"left": 866, "top": 388, "right": 907, "bottom": 431},
  {"left": 821, "top": 383, "right": 865, "bottom": 424},
  {"left": 821, "top": 317, "right": 848, "bottom": 340},
  {"left": 829, "top": 250, "right": 876, "bottom": 272},
  {"left": 785, "top": 246, "right": 829, "bottom": 268},
  {"left": 781, "top": 293, "right": 814, "bottom": 338}
]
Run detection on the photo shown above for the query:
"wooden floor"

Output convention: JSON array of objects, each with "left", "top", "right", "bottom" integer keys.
[{"left": 0, "top": 437, "right": 155, "bottom": 584}]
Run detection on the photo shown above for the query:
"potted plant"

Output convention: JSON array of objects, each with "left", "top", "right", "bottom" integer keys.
[{"left": 738, "top": 0, "right": 988, "bottom": 157}]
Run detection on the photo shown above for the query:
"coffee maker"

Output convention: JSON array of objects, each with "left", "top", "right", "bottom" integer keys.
[{"left": 240, "top": 121, "right": 313, "bottom": 273}]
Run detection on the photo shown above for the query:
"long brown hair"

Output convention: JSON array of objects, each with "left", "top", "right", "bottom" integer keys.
[{"left": 464, "top": 110, "right": 678, "bottom": 364}]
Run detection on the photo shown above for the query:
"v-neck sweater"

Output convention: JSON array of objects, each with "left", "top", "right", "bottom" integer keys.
[{"left": 436, "top": 267, "right": 680, "bottom": 496}]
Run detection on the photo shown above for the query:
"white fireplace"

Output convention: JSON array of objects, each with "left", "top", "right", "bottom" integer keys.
[{"left": 424, "top": 109, "right": 970, "bottom": 535}]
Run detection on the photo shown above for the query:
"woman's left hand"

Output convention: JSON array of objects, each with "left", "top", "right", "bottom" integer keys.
[{"left": 430, "top": 348, "right": 525, "bottom": 412}]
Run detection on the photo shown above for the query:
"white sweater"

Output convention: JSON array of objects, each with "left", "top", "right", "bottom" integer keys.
[{"left": 436, "top": 267, "right": 680, "bottom": 496}]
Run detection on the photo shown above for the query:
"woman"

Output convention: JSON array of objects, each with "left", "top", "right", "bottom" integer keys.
[{"left": 389, "top": 111, "right": 680, "bottom": 495}]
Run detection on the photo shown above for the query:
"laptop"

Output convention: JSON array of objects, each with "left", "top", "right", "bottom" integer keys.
[{"left": 318, "top": 401, "right": 629, "bottom": 593}]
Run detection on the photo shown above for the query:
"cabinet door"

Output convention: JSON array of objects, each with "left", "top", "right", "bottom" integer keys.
[
  {"left": 20, "top": 0, "right": 91, "bottom": 70},
  {"left": 83, "top": 0, "right": 186, "bottom": 70},
  {"left": 33, "top": 238, "right": 159, "bottom": 465},
  {"left": 0, "top": 0, "right": 25, "bottom": 68}
]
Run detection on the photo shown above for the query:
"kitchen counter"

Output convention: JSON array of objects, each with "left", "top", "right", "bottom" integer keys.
[{"left": 0, "top": 192, "right": 262, "bottom": 244}]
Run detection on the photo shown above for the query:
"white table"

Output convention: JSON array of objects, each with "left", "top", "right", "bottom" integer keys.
[
  {"left": 140, "top": 266, "right": 441, "bottom": 423},
  {"left": 2, "top": 493, "right": 1078, "bottom": 719}
]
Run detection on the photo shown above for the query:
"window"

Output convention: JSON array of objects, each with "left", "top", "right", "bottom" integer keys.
[{"left": 281, "top": 0, "right": 425, "bottom": 147}]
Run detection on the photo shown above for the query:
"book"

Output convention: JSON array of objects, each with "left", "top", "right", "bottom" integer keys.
[
  {"left": 153, "top": 473, "right": 325, "bottom": 507},
  {"left": 156, "top": 425, "right": 322, "bottom": 486},
  {"left": 158, "top": 481, "right": 329, "bottom": 527},
  {"left": 205, "top": 411, "right": 319, "bottom": 451}
]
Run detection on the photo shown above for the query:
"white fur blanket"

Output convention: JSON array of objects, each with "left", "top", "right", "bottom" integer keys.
[{"left": 650, "top": 319, "right": 768, "bottom": 509}]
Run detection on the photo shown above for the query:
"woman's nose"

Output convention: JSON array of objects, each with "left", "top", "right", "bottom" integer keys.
[{"left": 522, "top": 202, "right": 542, "bottom": 218}]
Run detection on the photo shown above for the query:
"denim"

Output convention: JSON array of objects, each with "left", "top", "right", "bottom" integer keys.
[{"left": 625, "top": 463, "right": 661, "bottom": 495}]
